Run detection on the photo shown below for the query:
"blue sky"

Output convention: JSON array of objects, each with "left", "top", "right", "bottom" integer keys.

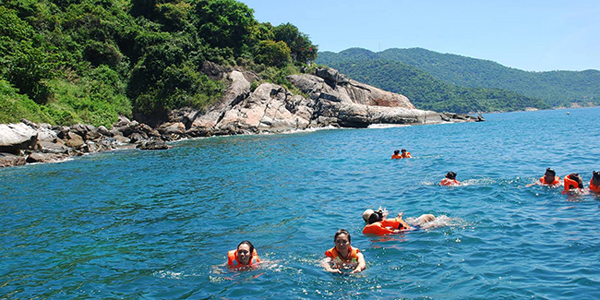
[{"left": 240, "top": 0, "right": 599, "bottom": 72}]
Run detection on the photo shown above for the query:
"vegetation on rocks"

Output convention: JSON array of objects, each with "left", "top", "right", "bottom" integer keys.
[{"left": 0, "top": 0, "right": 317, "bottom": 127}]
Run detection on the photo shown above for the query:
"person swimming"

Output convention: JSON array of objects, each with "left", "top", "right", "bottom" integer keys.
[
  {"left": 391, "top": 149, "right": 402, "bottom": 159},
  {"left": 440, "top": 171, "right": 460, "bottom": 186},
  {"left": 589, "top": 171, "right": 600, "bottom": 193},
  {"left": 321, "top": 229, "right": 366, "bottom": 274},
  {"left": 563, "top": 173, "right": 584, "bottom": 193},
  {"left": 399, "top": 149, "right": 412, "bottom": 158},
  {"left": 362, "top": 207, "right": 436, "bottom": 236},
  {"left": 527, "top": 168, "right": 561, "bottom": 187},
  {"left": 227, "top": 241, "right": 260, "bottom": 269}
]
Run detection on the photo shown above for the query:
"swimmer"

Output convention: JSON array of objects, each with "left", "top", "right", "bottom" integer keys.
[
  {"left": 227, "top": 241, "right": 260, "bottom": 269},
  {"left": 563, "top": 173, "right": 584, "bottom": 193},
  {"left": 391, "top": 149, "right": 402, "bottom": 159},
  {"left": 362, "top": 207, "right": 436, "bottom": 235},
  {"left": 589, "top": 171, "right": 600, "bottom": 193},
  {"left": 399, "top": 148, "right": 412, "bottom": 158},
  {"left": 440, "top": 171, "right": 460, "bottom": 186},
  {"left": 321, "top": 229, "right": 366, "bottom": 274},
  {"left": 526, "top": 168, "right": 561, "bottom": 187}
]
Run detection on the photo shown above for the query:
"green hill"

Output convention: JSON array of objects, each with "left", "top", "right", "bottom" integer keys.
[
  {"left": 317, "top": 48, "right": 600, "bottom": 109},
  {"left": 316, "top": 50, "right": 548, "bottom": 113},
  {"left": 0, "top": 0, "right": 317, "bottom": 127}
]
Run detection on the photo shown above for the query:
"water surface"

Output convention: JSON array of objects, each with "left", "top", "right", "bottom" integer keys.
[{"left": 1, "top": 107, "right": 600, "bottom": 299}]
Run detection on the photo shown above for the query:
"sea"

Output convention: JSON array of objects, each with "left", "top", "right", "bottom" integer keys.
[{"left": 1, "top": 107, "right": 599, "bottom": 299}]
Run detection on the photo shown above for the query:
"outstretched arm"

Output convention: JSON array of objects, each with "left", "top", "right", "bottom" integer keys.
[{"left": 350, "top": 252, "right": 366, "bottom": 274}]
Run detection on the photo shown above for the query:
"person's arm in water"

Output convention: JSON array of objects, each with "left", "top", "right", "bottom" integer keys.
[
  {"left": 320, "top": 257, "right": 342, "bottom": 274},
  {"left": 350, "top": 252, "right": 366, "bottom": 274}
]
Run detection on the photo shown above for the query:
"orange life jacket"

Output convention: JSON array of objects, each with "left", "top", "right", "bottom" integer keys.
[
  {"left": 391, "top": 154, "right": 402, "bottom": 159},
  {"left": 440, "top": 178, "right": 460, "bottom": 186},
  {"left": 539, "top": 175, "right": 560, "bottom": 185},
  {"left": 590, "top": 179, "right": 600, "bottom": 193},
  {"left": 563, "top": 175, "right": 582, "bottom": 192},
  {"left": 363, "top": 217, "right": 409, "bottom": 235},
  {"left": 325, "top": 246, "right": 360, "bottom": 264},
  {"left": 400, "top": 152, "right": 412, "bottom": 158},
  {"left": 227, "top": 249, "right": 260, "bottom": 267}
]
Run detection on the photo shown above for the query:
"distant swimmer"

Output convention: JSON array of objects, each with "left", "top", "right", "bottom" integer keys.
[
  {"left": 397, "top": 149, "right": 412, "bottom": 159},
  {"left": 563, "top": 173, "right": 584, "bottom": 193},
  {"left": 362, "top": 207, "right": 436, "bottom": 236},
  {"left": 589, "top": 171, "right": 600, "bottom": 193},
  {"left": 440, "top": 171, "right": 460, "bottom": 186},
  {"left": 227, "top": 241, "right": 260, "bottom": 269},
  {"left": 526, "top": 168, "right": 561, "bottom": 187},
  {"left": 321, "top": 229, "right": 366, "bottom": 274},
  {"left": 391, "top": 149, "right": 402, "bottom": 159}
]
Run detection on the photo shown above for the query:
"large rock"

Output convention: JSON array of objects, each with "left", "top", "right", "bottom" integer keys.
[
  {"left": 0, "top": 123, "right": 38, "bottom": 154},
  {"left": 0, "top": 152, "right": 27, "bottom": 167}
]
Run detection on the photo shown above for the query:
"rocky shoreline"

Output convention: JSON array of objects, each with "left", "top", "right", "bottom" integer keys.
[{"left": 0, "top": 67, "right": 483, "bottom": 168}]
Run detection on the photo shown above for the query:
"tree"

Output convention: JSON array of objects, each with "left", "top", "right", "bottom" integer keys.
[{"left": 273, "top": 22, "right": 317, "bottom": 65}]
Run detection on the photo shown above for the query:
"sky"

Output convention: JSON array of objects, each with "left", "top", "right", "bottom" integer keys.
[{"left": 240, "top": 0, "right": 600, "bottom": 72}]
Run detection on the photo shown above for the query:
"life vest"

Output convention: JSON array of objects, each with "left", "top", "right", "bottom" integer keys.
[
  {"left": 590, "top": 179, "right": 600, "bottom": 193},
  {"left": 539, "top": 176, "right": 560, "bottom": 185},
  {"left": 391, "top": 154, "right": 402, "bottom": 159},
  {"left": 440, "top": 178, "right": 460, "bottom": 186},
  {"left": 325, "top": 246, "right": 360, "bottom": 264},
  {"left": 363, "top": 217, "right": 409, "bottom": 235},
  {"left": 400, "top": 152, "right": 412, "bottom": 158},
  {"left": 227, "top": 249, "right": 260, "bottom": 267},
  {"left": 563, "top": 175, "right": 582, "bottom": 192}
]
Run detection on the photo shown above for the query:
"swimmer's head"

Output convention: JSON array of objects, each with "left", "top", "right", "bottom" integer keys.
[
  {"left": 394, "top": 149, "right": 400, "bottom": 155},
  {"left": 593, "top": 171, "right": 600, "bottom": 180},
  {"left": 401, "top": 149, "right": 407, "bottom": 153},
  {"left": 362, "top": 209, "right": 375, "bottom": 222},
  {"left": 446, "top": 171, "right": 457, "bottom": 179},
  {"left": 334, "top": 229, "right": 351, "bottom": 243},
  {"left": 545, "top": 168, "right": 556, "bottom": 176}
]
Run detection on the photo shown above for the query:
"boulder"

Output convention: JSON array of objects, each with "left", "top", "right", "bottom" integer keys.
[
  {"left": 38, "top": 140, "right": 70, "bottom": 154},
  {"left": 0, "top": 123, "right": 38, "bottom": 154},
  {"left": 0, "top": 152, "right": 27, "bottom": 167},
  {"left": 26, "top": 152, "right": 68, "bottom": 164},
  {"left": 65, "top": 132, "right": 85, "bottom": 149},
  {"left": 137, "top": 139, "right": 172, "bottom": 150}
]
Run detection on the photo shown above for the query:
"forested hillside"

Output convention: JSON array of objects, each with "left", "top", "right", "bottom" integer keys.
[
  {"left": 317, "top": 50, "right": 548, "bottom": 113},
  {"left": 318, "top": 48, "right": 600, "bottom": 109},
  {"left": 0, "top": 0, "right": 317, "bottom": 127}
]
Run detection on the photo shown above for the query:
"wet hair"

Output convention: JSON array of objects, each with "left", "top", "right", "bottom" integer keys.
[
  {"left": 237, "top": 240, "right": 254, "bottom": 255},
  {"left": 567, "top": 173, "right": 584, "bottom": 188},
  {"left": 593, "top": 171, "right": 600, "bottom": 180},
  {"left": 334, "top": 229, "right": 351, "bottom": 243},
  {"left": 394, "top": 150, "right": 400, "bottom": 155},
  {"left": 446, "top": 171, "right": 457, "bottom": 179},
  {"left": 367, "top": 210, "right": 383, "bottom": 224},
  {"left": 545, "top": 168, "right": 556, "bottom": 176},
  {"left": 401, "top": 149, "right": 407, "bottom": 152}
]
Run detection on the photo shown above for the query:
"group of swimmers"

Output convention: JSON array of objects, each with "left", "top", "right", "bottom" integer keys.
[
  {"left": 526, "top": 168, "right": 600, "bottom": 193},
  {"left": 393, "top": 150, "right": 600, "bottom": 192},
  {"left": 227, "top": 206, "right": 440, "bottom": 273},
  {"left": 226, "top": 155, "right": 600, "bottom": 274}
]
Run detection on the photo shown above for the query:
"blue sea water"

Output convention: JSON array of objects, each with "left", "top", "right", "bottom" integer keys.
[{"left": 1, "top": 107, "right": 600, "bottom": 299}]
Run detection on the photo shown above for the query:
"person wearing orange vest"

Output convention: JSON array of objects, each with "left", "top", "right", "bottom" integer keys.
[
  {"left": 440, "top": 171, "right": 460, "bottom": 186},
  {"left": 362, "top": 208, "right": 435, "bottom": 235},
  {"left": 399, "top": 148, "right": 412, "bottom": 158},
  {"left": 589, "top": 171, "right": 600, "bottom": 193},
  {"left": 526, "top": 168, "right": 561, "bottom": 187},
  {"left": 322, "top": 229, "right": 366, "bottom": 274},
  {"left": 227, "top": 240, "right": 260, "bottom": 269},
  {"left": 391, "top": 149, "right": 402, "bottom": 159},
  {"left": 563, "top": 173, "right": 584, "bottom": 193}
]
